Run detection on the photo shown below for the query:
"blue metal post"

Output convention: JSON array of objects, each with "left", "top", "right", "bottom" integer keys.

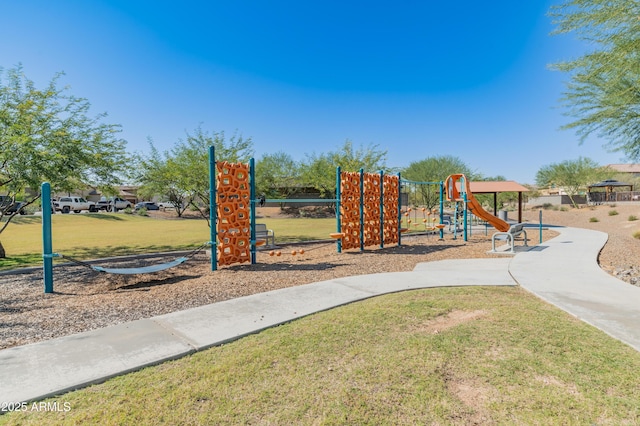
[
  {"left": 336, "top": 166, "right": 342, "bottom": 253},
  {"left": 209, "top": 146, "right": 217, "bottom": 271},
  {"left": 439, "top": 181, "right": 444, "bottom": 240},
  {"left": 539, "top": 209, "right": 543, "bottom": 244},
  {"left": 453, "top": 202, "right": 458, "bottom": 240},
  {"left": 463, "top": 196, "right": 468, "bottom": 242},
  {"left": 249, "top": 158, "right": 256, "bottom": 264},
  {"left": 397, "top": 172, "right": 402, "bottom": 246},
  {"left": 42, "top": 182, "right": 54, "bottom": 293},
  {"left": 379, "top": 170, "right": 384, "bottom": 248},
  {"left": 359, "top": 168, "right": 364, "bottom": 252}
]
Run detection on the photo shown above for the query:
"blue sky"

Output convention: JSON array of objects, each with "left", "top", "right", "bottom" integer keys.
[{"left": 0, "top": 1, "right": 628, "bottom": 184}]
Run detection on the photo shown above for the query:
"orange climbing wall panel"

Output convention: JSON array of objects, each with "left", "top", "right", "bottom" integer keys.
[
  {"left": 362, "top": 172, "right": 381, "bottom": 247},
  {"left": 216, "top": 161, "right": 251, "bottom": 266},
  {"left": 382, "top": 174, "right": 399, "bottom": 245},
  {"left": 340, "top": 171, "right": 361, "bottom": 250}
]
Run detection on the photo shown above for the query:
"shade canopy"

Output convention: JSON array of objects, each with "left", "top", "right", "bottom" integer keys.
[
  {"left": 454, "top": 180, "right": 529, "bottom": 223},
  {"left": 468, "top": 181, "right": 530, "bottom": 194},
  {"left": 588, "top": 179, "right": 634, "bottom": 191}
]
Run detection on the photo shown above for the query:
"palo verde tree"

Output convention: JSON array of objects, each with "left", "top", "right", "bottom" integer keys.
[
  {"left": 535, "top": 156, "right": 610, "bottom": 208},
  {"left": 402, "top": 155, "right": 475, "bottom": 210},
  {"left": 0, "top": 66, "right": 128, "bottom": 258},
  {"left": 550, "top": 0, "right": 640, "bottom": 159},
  {"left": 135, "top": 127, "right": 253, "bottom": 226},
  {"left": 133, "top": 139, "right": 193, "bottom": 217},
  {"left": 300, "top": 139, "right": 388, "bottom": 198},
  {"left": 254, "top": 151, "right": 301, "bottom": 199}
]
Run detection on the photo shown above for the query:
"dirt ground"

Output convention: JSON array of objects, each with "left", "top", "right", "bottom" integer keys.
[{"left": 1, "top": 203, "right": 639, "bottom": 350}]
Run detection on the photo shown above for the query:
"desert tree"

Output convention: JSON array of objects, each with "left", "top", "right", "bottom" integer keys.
[
  {"left": 300, "top": 139, "right": 388, "bottom": 198},
  {"left": 402, "top": 155, "right": 475, "bottom": 210},
  {"left": 135, "top": 127, "right": 253, "bottom": 226},
  {"left": 535, "top": 156, "right": 610, "bottom": 208},
  {"left": 550, "top": 0, "right": 640, "bottom": 159},
  {"left": 0, "top": 65, "right": 128, "bottom": 257},
  {"left": 254, "top": 151, "right": 302, "bottom": 199}
]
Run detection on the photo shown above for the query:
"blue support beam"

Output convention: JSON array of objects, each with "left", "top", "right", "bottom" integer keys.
[
  {"left": 250, "top": 158, "right": 257, "bottom": 264},
  {"left": 42, "top": 182, "right": 54, "bottom": 293},
  {"left": 209, "top": 146, "right": 217, "bottom": 271}
]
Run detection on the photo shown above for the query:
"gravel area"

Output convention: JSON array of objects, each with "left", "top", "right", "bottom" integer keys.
[{"left": 1, "top": 203, "right": 639, "bottom": 350}]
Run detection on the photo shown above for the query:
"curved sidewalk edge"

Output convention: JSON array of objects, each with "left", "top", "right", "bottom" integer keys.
[
  {"left": 0, "top": 259, "right": 516, "bottom": 405},
  {"left": 510, "top": 226, "right": 640, "bottom": 353},
  {"left": 3, "top": 226, "right": 640, "bottom": 406}
]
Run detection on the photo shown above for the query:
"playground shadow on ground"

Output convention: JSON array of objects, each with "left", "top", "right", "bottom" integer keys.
[
  {"left": 112, "top": 274, "right": 203, "bottom": 291},
  {"left": 341, "top": 243, "right": 467, "bottom": 257},
  {"left": 227, "top": 261, "right": 348, "bottom": 272}
]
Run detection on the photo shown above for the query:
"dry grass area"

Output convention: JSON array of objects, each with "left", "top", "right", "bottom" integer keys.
[{"left": 1, "top": 203, "right": 639, "bottom": 350}]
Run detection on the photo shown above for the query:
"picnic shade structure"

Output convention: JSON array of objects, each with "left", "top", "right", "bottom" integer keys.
[
  {"left": 588, "top": 179, "right": 634, "bottom": 193},
  {"left": 460, "top": 181, "right": 530, "bottom": 223}
]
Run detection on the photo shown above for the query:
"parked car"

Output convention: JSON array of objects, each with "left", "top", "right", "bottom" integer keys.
[
  {"left": 54, "top": 196, "right": 98, "bottom": 213},
  {"left": 96, "top": 197, "right": 132, "bottom": 212},
  {"left": 135, "top": 201, "right": 160, "bottom": 211},
  {"left": 157, "top": 201, "right": 176, "bottom": 210},
  {"left": 0, "top": 196, "right": 27, "bottom": 215}
]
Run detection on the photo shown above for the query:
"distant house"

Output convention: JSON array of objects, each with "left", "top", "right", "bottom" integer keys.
[
  {"left": 607, "top": 164, "right": 640, "bottom": 178},
  {"left": 116, "top": 186, "right": 139, "bottom": 204}
]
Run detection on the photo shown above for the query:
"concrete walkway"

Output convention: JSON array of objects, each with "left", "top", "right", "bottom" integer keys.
[
  {"left": 511, "top": 227, "right": 640, "bottom": 351},
  {"left": 2, "top": 226, "right": 640, "bottom": 404}
]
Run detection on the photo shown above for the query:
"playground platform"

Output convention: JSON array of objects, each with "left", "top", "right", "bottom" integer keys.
[{"left": 2, "top": 226, "right": 640, "bottom": 405}]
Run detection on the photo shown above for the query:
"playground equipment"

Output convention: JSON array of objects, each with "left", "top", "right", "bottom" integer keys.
[
  {"left": 40, "top": 150, "right": 449, "bottom": 293},
  {"left": 41, "top": 182, "right": 210, "bottom": 293},
  {"left": 399, "top": 179, "right": 445, "bottom": 238},
  {"left": 332, "top": 171, "right": 446, "bottom": 249},
  {"left": 332, "top": 168, "right": 406, "bottom": 251},
  {"left": 212, "top": 159, "right": 253, "bottom": 268},
  {"left": 444, "top": 174, "right": 509, "bottom": 242},
  {"left": 445, "top": 173, "right": 533, "bottom": 252}
]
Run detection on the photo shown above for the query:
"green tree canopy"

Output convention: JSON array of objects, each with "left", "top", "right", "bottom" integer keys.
[
  {"left": 535, "top": 156, "right": 610, "bottom": 207},
  {"left": 134, "top": 127, "right": 253, "bottom": 225},
  {"left": 254, "top": 151, "right": 301, "bottom": 199},
  {"left": 550, "top": 0, "right": 640, "bottom": 159},
  {"left": 402, "top": 155, "right": 475, "bottom": 183},
  {"left": 133, "top": 140, "right": 192, "bottom": 217},
  {"left": 401, "top": 156, "right": 475, "bottom": 210},
  {"left": 0, "top": 66, "right": 128, "bottom": 257},
  {"left": 301, "top": 140, "right": 388, "bottom": 197}
]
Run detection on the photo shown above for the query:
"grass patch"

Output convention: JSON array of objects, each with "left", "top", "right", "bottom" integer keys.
[
  {"left": 608, "top": 210, "right": 619, "bottom": 216},
  {"left": 589, "top": 217, "right": 599, "bottom": 223},
  {"left": 4, "top": 287, "right": 640, "bottom": 424},
  {"left": 0, "top": 214, "right": 336, "bottom": 270},
  {"left": 628, "top": 215, "right": 638, "bottom": 221},
  {"left": 0, "top": 253, "right": 42, "bottom": 270},
  {"left": 633, "top": 231, "right": 640, "bottom": 240}
]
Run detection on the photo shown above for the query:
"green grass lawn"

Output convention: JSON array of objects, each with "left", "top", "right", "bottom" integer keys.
[
  {"left": 0, "top": 214, "right": 336, "bottom": 270},
  {"left": 2, "top": 287, "right": 639, "bottom": 425}
]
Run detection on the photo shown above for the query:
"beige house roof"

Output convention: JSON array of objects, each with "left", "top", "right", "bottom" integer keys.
[{"left": 607, "top": 164, "right": 640, "bottom": 173}]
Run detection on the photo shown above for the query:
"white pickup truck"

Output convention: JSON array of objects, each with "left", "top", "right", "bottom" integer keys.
[
  {"left": 96, "top": 197, "right": 132, "bottom": 212},
  {"left": 54, "top": 196, "right": 98, "bottom": 214}
]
